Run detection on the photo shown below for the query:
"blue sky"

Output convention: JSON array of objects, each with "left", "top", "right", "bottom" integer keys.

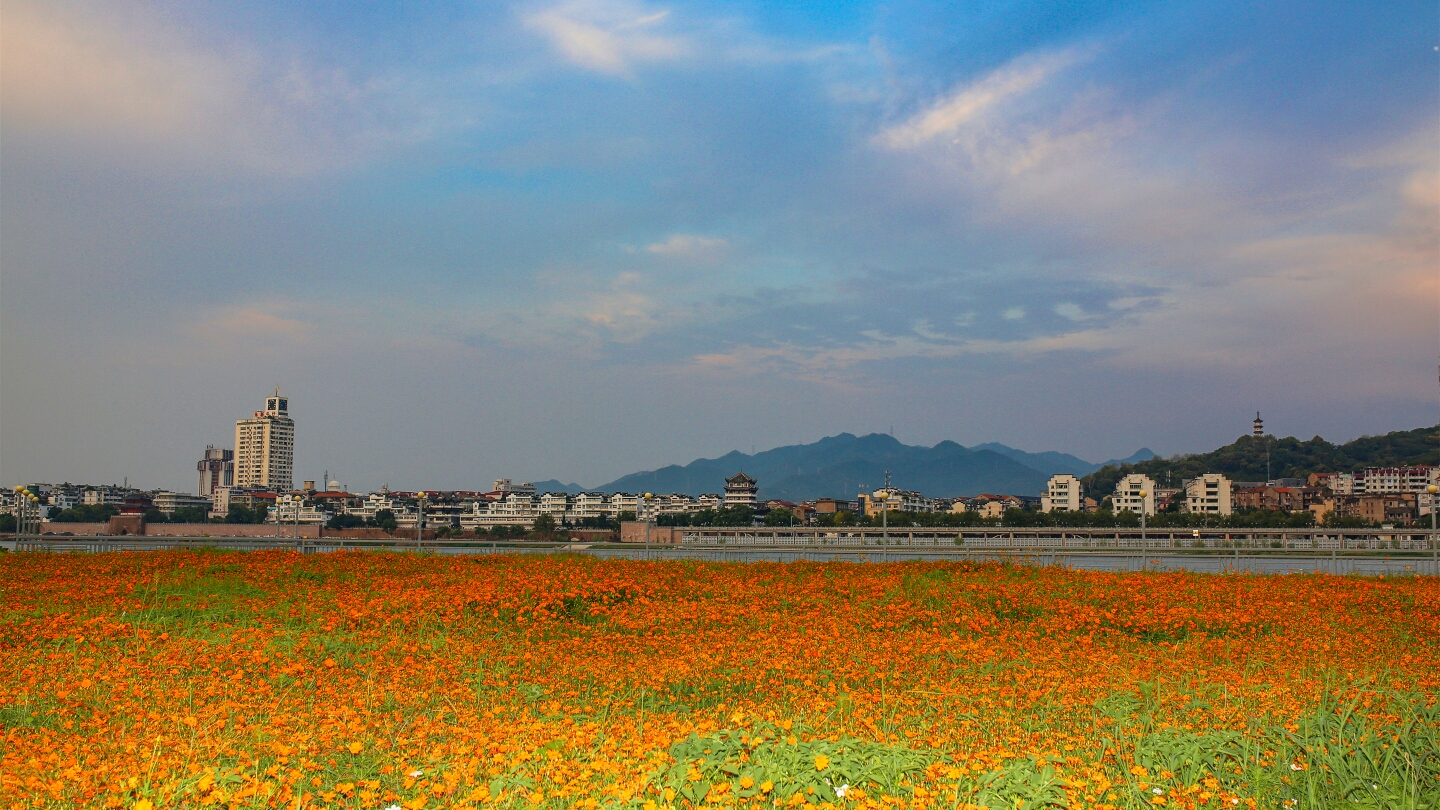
[{"left": 2, "top": 0, "right": 1436, "bottom": 492}]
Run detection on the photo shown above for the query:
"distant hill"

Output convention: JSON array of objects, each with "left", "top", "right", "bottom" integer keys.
[
  {"left": 593, "top": 433, "right": 1134, "bottom": 500},
  {"left": 1079, "top": 425, "right": 1440, "bottom": 496},
  {"left": 528, "top": 480, "right": 585, "bottom": 495},
  {"left": 971, "top": 443, "right": 1157, "bottom": 477}
]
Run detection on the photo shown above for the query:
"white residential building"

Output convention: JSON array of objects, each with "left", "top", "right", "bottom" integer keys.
[
  {"left": 1328, "top": 473, "right": 1357, "bottom": 495},
  {"left": 1182, "top": 474, "right": 1233, "bottom": 515},
  {"left": 268, "top": 494, "right": 329, "bottom": 526},
  {"left": 571, "top": 492, "right": 610, "bottom": 520},
  {"left": 234, "top": 388, "right": 295, "bottom": 491},
  {"left": 492, "top": 479, "right": 537, "bottom": 496},
  {"left": 1041, "top": 475, "right": 1083, "bottom": 512},
  {"left": 1112, "top": 473, "right": 1157, "bottom": 516},
  {"left": 48, "top": 492, "right": 79, "bottom": 509},
  {"left": 539, "top": 492, "right": 573, "bottom": 520},
  {"left": 83, "top": 489, "right": 124, "bottom": 506},
  {"left": 1356, "top": 467, "right": 1439, "bottom": 495},
  {"left": 152, "top": 491, "right": 215, "bottom": 515}
]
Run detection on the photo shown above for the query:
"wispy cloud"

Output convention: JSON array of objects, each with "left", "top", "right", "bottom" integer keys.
[
  {"left": 876, "top": 49, "right": 1084, "bottom": 151},
  {"left": 524, "top": 0, "right": 685, "bottom": 77},
  {"left": 645, "top": 234, "right": 730, "bottom": 259},
  {"left": 1, "top": 0, "right": 457, "bottom": 173}
]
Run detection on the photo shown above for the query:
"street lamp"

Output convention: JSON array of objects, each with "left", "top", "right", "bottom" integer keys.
[
  {"left": 877, "top": 490, "right": 890, "bottom": 564},
  {"left": 642, "top": 493, "right": 653, "bottom": 560},
  {"left": 416, "top": 492, "right": 427, "bottom": 548},
  {"left": 1428, "top": 484, "right": 1437, "bottom": 552},
  {"left": 1139, "top": 490, "right": 1148, "bottom": 543},
  {"left": 13, "top": 486, "right": 30, "bottom": 540}
]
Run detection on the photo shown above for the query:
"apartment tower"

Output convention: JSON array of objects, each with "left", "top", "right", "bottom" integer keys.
[{"left": 234, "top": 388, "right": 295, "bottom": 491}]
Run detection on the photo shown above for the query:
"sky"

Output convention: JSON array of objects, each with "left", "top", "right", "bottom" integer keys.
[{"left": 2, "top": 0, "right": 1437, "bottom": 493}]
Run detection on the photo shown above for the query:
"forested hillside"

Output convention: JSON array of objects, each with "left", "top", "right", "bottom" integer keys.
[{"left": 1081, "top": 425, "right": 1439, "bottom": 495}]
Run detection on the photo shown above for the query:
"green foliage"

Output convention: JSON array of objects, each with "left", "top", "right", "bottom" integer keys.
[
  {"left": 328, "top": 512, "right": 367, "bottom": 530},
  {"left": 373, "top": 509, "right": 398, "bottom": 531},
  {"left": 830, "top": 507, "right": 1314, "bottom": 529},
  {"left": 0, "top": 513, "right": 14, "bottom": 532},
  {"left": 657, "top": 506, "right": 754, "bottom": 527},
  {"left": 658, "top": 721, "right": 935, "bottom": 805},
  {"left": 532, "top": 514, "right": 558, "bottom": 536},
  {"left": 169, "top": 506, "right": 211, "bottom": 523},
  {"left": 224, "top": 505, "right": 266, "bottom": 524},
  {"left": 1082, "top": 425, "right": 1440, "bottom": 496},
  {"left": 1096, "top": 687, "right": 1440, "bottom": 810},
  {"left": 763, "top": 507, "right": 799, "bottom": 526},
  {"left": 48, "top": 503, "right": 119, "bottom": 523},
  {"left": 573, "top": 515, "right": 616, "bottom": 529}
]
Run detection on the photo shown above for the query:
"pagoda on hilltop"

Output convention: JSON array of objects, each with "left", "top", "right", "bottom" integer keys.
[{"left": 723, "top": 472, "right": 758, "bottom": 506}]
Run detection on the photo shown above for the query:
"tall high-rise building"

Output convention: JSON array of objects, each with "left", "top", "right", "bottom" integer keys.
[
  {"left": 196, "top": 445, "right": 234, "bottom": 496},
  {"left": 234, "top": 388, "right": 295, "bottom": 491}
]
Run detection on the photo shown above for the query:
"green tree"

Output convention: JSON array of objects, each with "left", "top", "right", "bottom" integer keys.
[
  {"left": 0, "top": 514, "right": 15, "bottom": 532},
  {"left": 532, "top": 514, "right": 558, "bottom": 537},
  {"left": 763, "top": 507, "right": 798, "bottom": 526},
  {"left": 50, "top": 504, "right": 119, "bottom": 523},
  {"left": 328, "top": 513, "right": 366, "bottom": 530},
  {"left": 169, "top": 506, "right": 210, "bottom": 523},
  {"left": 225, "top": 505, "right": 264, "bottom": 524},
  {"left": 373, "top": 509, "right": 398, "bottom": 532}
]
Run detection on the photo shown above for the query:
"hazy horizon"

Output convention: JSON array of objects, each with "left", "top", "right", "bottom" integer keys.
[{"left": 3, "top": 0, "right": 1435, "bottom": 493}]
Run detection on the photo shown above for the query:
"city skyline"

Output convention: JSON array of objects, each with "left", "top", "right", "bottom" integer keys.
[{"left": 3, "top": 0, "right": 1436, "bottom": 492}]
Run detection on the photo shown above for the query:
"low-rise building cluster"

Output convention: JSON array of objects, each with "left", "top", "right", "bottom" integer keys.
[{"left": 1036, "top": 465, "right": 1438, "bottom": 526}]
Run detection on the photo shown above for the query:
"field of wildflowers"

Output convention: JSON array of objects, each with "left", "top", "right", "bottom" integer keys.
[{"left": 1, "top": 551, "right": 1436, "bottom": 810}]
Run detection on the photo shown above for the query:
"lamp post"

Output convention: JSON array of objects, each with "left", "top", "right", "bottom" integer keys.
[
  {"left": 12, "top": 487, "right": 24, "bottom": 540},
  {"left": 1139, "top": 490, "right": 1148, "bottom": 544},
  {"left": 13, "top": 486, "right": 29, "bottom": 540},
  {"left": 416, "top": 492, "right": 427, "bottom": 548},
  {"left": 878, "top": 490, "right": 890, "bottom": 564},
  {"left": 1428, "top": 484, "right": 1437, "bottom": 561},
  {"left": 642, "top": 493, "right": 653, "bottom": 560},
  {"left": 293, "top": 493, "right": 301, "bottom": 542}
]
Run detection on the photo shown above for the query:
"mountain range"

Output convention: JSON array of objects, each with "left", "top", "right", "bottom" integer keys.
[
  {"left": 523, "top": 424, "right": 1436, "bottom": 502},
  {"left": 544, "top": 433, "right": 1156, "bottom": 501}
]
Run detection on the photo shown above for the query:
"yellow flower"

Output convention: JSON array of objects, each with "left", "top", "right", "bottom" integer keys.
[
  {"left": 814, "top": 755, "right": 830, "bottom": 771},
  {"left": 761, "top": 781, "right": 774, "bottom": 794},
  {"left": 349, "top": 742, "right": 364, "bottom": 755},
  {"left": 739, "top": 776, "right": 755, "bottom": 789},
  {"left": 134, "top": 801, "right": 154, "bottom": 810}
]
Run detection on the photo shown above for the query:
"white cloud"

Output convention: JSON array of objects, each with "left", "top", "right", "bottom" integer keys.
[
  {"left": 525, "top": 0, "right": 685, "bottom": 77},
  {"left": 1002, "top": 307, "right": 1026, "bottom": 320},
  {"left": 1053, "top": 303, "right": 1088, "bottom": 321},
  {"left": 645, "top": 234, "right": 730, "bottom": 259},
  {"left": 875, "top": 50, "right": 1083, "bottom": 151}
]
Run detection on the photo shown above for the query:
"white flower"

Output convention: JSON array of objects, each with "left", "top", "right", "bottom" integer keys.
[
  {"left": 1152, "top": 787, "right": 1164, "bottom": 795},
  {"left": 386, "top": 805, "right": 402, "bottom": 810},
  {"left": 409, "top": 770, "right": 424, "bottom": 778},
  {"left": 1290, "top": 763, "right": 1302, "bottom": 771},
  {"left": 835, "top": 784, "right": 850, "bottom": 798}
]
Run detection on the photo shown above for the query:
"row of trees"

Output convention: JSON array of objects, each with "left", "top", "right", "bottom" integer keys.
[{"left": 809, "top": 507, "right": 1371, "bottom": 529}]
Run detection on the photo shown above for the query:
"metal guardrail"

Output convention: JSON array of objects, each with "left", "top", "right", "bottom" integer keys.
[
  {"left": 676, "top": 526, "right": 1440, "bottom": 552},
  {"left": 4, "top": 533, "right": 1439, "bottom": 575}
]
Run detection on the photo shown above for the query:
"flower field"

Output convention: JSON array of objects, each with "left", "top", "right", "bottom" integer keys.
[{"left": 1, "top": 551, "right": 1436, "bottom": 810}]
